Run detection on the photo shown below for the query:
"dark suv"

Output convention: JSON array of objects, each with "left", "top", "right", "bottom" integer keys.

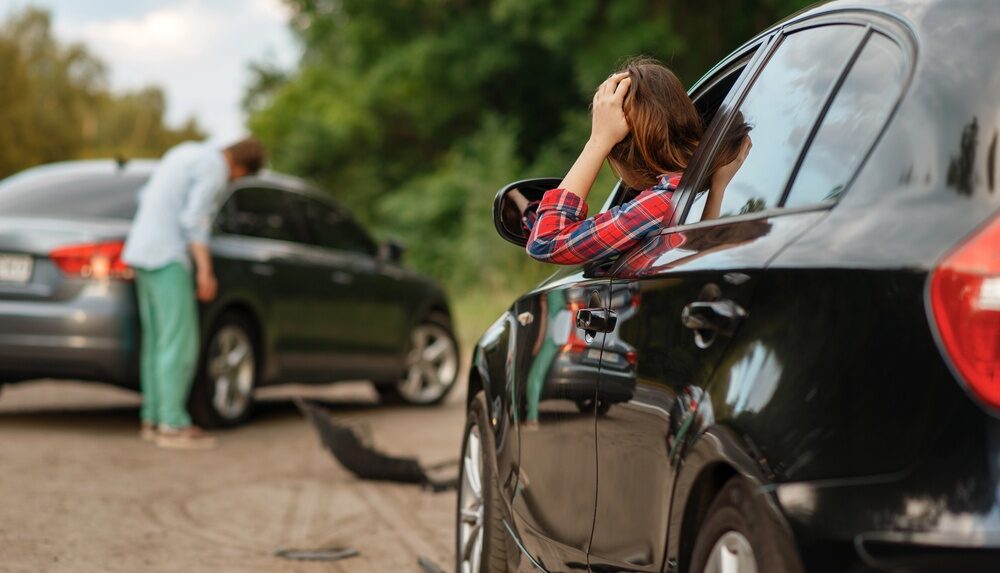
[
  {"left": 0, "top": 161, "right": 458, "bottom": 426},
  {"left": 458, "top": 1, "right": 1000, "bottom": 572}
]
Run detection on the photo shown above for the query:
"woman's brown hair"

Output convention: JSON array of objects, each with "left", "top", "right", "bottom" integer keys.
[{"left": 608, "top": 56, "right": 749, "bottom": 190}]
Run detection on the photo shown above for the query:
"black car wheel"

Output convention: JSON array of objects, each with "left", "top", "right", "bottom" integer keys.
[
  {"left": 189, "top": 311, "right": 259, "bottom": 428},
  {"left": 456, "top": 392, "right": 507, "bottom": 573},
  {"left": 689, "top": 478, "right": 803, "bottom": 573},
  {"left": 575, "top": 397, "right": 612, "bottom": 416},
  {"left": 377, "top": 312, "right": 458, "bottom": 406}
]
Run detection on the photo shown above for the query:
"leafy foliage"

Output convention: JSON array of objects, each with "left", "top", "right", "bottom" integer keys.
[
  {"left": 0, "top": 8, "right": 204, "bottom": 180},
  {"left": 248, "top": 0, "right": 814, "bottom": 305}
]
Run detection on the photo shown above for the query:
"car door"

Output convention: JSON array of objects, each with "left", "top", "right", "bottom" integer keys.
[
  {"left": 292, "top": 193, "right": 408, "bottom": 380},
  {"left": 507, "top": 264, "right": 611, "bottom": 571},
  {"left": 587, "top": 21, "right": 877, "bottom": 572},
  {"left": 699, "top": 25, "right": 916, "bottom": 483},
  {"left": 212, "top": 185, "right": 321, "bottom": 378}
]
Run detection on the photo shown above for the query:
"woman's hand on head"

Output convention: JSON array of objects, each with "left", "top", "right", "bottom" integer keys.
[
  {"left": 712, "top": 134, "right": 753, "bottom": 186},
  {"left": 590, "top": 72, "right": 632, "bottom": 151},
  {"left": 559, "top": 72, "right": 632, "bottom": 203}
]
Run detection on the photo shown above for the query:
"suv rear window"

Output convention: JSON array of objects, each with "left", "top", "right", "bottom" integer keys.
[
  {"left": 783, "top": 32, "right": 906, "bottom": 207},
  {"left": 686, "top": 24, "right": 866, "bottom": 223},
  {"left": 0, "top": 172, "right": 146, "bottom": 220},
  {"left": 219, "top": 187, "right": 311, "bottom": 243}
]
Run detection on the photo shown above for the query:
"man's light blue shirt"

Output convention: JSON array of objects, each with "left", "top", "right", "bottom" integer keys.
[{"left": 122, "top": 141, "right": 228, "bottom": 271}]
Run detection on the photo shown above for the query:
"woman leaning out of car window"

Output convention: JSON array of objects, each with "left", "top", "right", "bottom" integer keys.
[{"left": 525, "top": 56, "right": 752, "bottom": 266}]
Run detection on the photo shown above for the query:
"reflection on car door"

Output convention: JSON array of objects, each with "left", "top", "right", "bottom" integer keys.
[
  {"left": 507, "top": 265, "right": 609, "bottom": 571},
  {"left": 292, "top": 193, "right": 408, "bottom": 380},
  {"left": 588, "top": 22, "right": 873, "bottom": 571}
]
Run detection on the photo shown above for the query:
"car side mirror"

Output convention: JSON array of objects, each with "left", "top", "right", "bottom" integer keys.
[
  {"left": 493, "top": 178, "right": 562, "bottom": 247},
  {"left": 380, "top": 239, "right": 406, "bottom": 264}
]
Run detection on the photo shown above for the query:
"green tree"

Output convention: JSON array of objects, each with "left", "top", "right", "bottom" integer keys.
[
  {"left": 0, "top": 7, "right": 204, "bottom": 179},
  {"left": 84, "top": 87, "right": 204, "bottom": 160},
  {"left": 247, "top": 0, "right": 815, "bottom": 338},
  {"left": 0, "top": 7, "right": 104, "bottom": 177}
]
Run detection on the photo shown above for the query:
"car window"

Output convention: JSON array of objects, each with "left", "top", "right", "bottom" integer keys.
[
  {"left": 784, "top": 33, "right": 906, "bottom": 207},
  {"left": 297, "top": 195, "right": 377, "bottom": 256},
  {"left": 686, "top": 25, "right": 866, "bottom": 223},
  {"left": 694, "top": 57, "right": 752, "bottom": 127},
  {"left": 223, "top": 187, "right": 309, "bottom": 243}
]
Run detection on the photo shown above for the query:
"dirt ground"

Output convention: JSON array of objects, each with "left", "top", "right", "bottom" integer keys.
[{"left": 0, "top": 379, "right": 467, "bottom": 573}]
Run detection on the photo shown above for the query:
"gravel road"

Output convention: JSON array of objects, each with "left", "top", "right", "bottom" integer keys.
[{"left": 0, "top": 380, "right": 466, "bottom": 572}]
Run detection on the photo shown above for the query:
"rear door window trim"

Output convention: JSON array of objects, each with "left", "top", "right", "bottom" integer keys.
[{"left": 670, "top": 32, "right": 780, "bottom": 225}]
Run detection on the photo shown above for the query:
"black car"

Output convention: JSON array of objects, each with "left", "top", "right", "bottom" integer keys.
[
  {"left": 0, "top": 160, "right": 459, "bottom": 427},
  {"left": 458, "top": 1, "right": 1000, "bottom": 571}
]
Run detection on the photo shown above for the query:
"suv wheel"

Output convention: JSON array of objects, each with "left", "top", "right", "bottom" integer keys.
[
  {"left": 376, "top": 312, "right": 458, "bottom": 405},
  {"left": 190, "top": 312, "right": 258, "bottom": 428},
  {"left": 689, "top": 478, "right": 803, "bottom": 573},
  {"left": 456, "top": 393, "right": 507, "bottom": 573}
]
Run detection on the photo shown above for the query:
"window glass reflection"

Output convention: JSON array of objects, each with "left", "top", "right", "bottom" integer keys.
[
  {"left": 297, "top": 196, "right": 378, "bottom": 255},
  {"left": 687, "top": 25, "right": 864, "bottom": 223},
  {"left": 785, "top": 34, "right": 906, "bottom": 207},
  {"left": 232, "top": 188, "right": 303, "bottom": 242}
]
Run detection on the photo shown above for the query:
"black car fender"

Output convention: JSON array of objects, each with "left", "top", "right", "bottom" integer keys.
[
  {"left": 468, "top": 310, "right": 521, "bottom": 463},
  {"left": 468, "top": 311, "right": 515, "bottom": 411},
  {"left": 413, "top": 292, "right": 453, "bottom": 326},
  {"left": 668, "top": 424, "right": 796, "bottom": 571}
]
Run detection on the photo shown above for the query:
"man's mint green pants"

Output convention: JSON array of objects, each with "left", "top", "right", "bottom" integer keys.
[{"left": 134, "top": 263, "right": 198, "bottom": 428}]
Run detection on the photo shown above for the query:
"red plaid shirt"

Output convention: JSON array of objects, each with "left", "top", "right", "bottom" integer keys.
[{"left": 526, "top": 173, "right": 682, "bottom": 265}]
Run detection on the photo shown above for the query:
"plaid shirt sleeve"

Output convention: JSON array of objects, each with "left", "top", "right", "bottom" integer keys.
[{"left": 525, "top": 174, "right": 680, "bottom": 265}]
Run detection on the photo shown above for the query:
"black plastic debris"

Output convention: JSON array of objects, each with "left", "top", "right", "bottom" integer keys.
[
  {"left": 273, "top": 546, "right": 359, "bottom": 562},
  {"left": 417, "top": 555, "right": 448, "bottom": 573},
  {"left": 296, "top": 398, "right": 458, "bottom": 492}
]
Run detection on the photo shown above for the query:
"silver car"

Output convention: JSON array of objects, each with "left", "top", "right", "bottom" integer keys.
[{"left": 0, "top": 160, "right": 459, "bottom": 426}]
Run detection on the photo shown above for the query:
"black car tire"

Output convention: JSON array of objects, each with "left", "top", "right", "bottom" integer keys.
[
  {"left": 456, "top": 392, "right": 507, "bottom": 573},
  {"left": 575, "top": 397, "right": 612, "bottom": 416},
  {"left": 376, "top": 312, "right": 459, "bottom": 406},
  {"left": 689, "top": 477, "right": 803, "bottom": 573},
  {"left": 189, "top": 311, "right": 259, "bottom": 428}
]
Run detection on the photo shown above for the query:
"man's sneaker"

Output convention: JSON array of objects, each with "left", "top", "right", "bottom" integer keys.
[
  {"left": 140, "top": 422, "right": 158, "bottom": 442},
  {"left": 155, "top": 426, "right": 217, "bottom": 450}
]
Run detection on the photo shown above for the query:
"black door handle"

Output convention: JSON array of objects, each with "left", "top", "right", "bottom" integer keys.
[
  {"left": 681, "top": 299, "right": 747, "bottom": 348},
  {"left": 576, "top": 308, "right": 617, "bottom": 335}
]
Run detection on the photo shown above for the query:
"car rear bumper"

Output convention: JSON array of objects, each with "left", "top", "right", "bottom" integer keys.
[
  {"left": 773, "top": 400, "right": 1000, "bottom": 573},
  {"left": 0, "top": 281, "right": 139, "bottom": 387},
  {"left": 776, "top": 476, "right": 1000, "bottom": 573}
]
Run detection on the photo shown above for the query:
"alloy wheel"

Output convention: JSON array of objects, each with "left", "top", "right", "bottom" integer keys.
[
  {"left": 398, "top": 323, "right": 458, "bottom": 403},
  {"left": 206, "top": 324, "right": 255, "bottom": 420},
  {"left": 702, "top": 531, "right": 758, "bottom": 573},
  {"left": 458, "top": 424, "right": 484, "bottom": 573}
]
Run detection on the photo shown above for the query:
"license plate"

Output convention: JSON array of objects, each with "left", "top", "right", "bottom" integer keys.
[
  {"left": 587, "top": 349, "right": 602, "bottom": 360},
  {"left": 0, "top": 254, "right": 33, "bottom": 283}
]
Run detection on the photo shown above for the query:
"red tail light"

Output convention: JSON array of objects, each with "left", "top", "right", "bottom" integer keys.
[
  {"left": 49, "top": 240, "right": 133, "bottom": 280},
  {"left": 563, "top": 301, "right": 588, "bottom": 353},
  {"left": 930, "top": 213, "right": 1000, "bottom": 408}
]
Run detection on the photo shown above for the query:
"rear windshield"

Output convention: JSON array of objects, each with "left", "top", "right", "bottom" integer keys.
[{"left": 0, "top": 172, "right": 147, "bottom": 220}]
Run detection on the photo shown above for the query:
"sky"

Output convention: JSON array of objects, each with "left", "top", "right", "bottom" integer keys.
[{"left": 0, "top": 0, "right": 301, "bottom": 143}]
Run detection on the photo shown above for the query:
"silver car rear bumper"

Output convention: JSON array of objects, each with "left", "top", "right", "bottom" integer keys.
[{"left": 0, "top": 281, "right": 139, "bottom": 387}]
